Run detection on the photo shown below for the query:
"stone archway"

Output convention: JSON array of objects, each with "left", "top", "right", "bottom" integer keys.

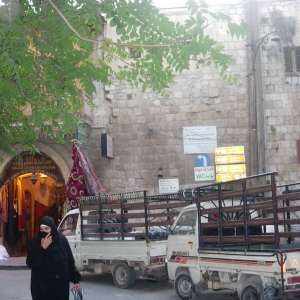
[
  {"left": 1, "top": 151, "right": 65, "bottom": 185},
  {"left": 0, "top": 142, "right": 72, "bottom": 186},
  {"left": 0, "top": 145, "right": 72, "bottom": 256},
  {"left": 1, "top": 151, "right": 65, "bottom": 184}
]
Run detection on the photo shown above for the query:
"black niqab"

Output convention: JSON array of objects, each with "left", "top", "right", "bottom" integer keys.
[{"left": 38, "top": 216, "right": 62, "bottom": 259}]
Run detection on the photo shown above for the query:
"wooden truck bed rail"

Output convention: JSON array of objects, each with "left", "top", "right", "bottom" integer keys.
[
  {"left": 189, "top": 172, "right": 300, "bottom": 252},
  {"left": 79, "top": 190, "right": 192, "bottom": 241},
  {"left": 79, "top": 172, "right": 300, "bottom": 247}
]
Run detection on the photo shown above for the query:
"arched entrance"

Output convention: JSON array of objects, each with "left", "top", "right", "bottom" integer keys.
[{"left": 0, "top": 151, "right": 67, "bottom": 257}]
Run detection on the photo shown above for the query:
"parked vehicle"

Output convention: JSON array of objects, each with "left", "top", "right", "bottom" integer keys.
[
  {"left": 166, "top": 172, "right": 300, "bottom": 300},
  {"left": 58, "top": 190, "right": 191, "bottom": 288}
]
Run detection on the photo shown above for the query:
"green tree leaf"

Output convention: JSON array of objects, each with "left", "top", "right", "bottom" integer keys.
[{"left": 0, "top": 0, "right": 247, "bottom": 160}]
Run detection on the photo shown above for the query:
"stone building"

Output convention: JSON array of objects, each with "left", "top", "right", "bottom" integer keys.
[
  {"left": 0, "top": 0, "right": 300, "bottom": 254},
  {"left": 89, "top": 0, "right": 300, "bottom": 194}
]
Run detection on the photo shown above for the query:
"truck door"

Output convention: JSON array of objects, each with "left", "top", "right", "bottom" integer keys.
[
  {"left": 59, "top": 212, "right": 81, "bottom": 268},
  {"left": 169, "top": 209, "right": 198, "bottom": 258}
]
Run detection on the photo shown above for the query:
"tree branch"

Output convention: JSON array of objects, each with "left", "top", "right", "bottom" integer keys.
[
  {"left": 47, "top": 0, "right": 98, "bottom": 44},
  {"left": 47, "top": 0, "right": 205, "bottom": 50}
]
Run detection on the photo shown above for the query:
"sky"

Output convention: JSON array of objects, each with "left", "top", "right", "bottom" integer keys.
[{"left": 152, "top": 0, "right": 240, "bottom": 8}]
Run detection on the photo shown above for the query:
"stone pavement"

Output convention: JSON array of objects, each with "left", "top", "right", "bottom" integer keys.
[{"left": 0, "top": 255, "right": 28, "bottom": 270}]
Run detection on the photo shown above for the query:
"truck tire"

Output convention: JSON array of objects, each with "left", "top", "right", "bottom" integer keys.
[
  {"left": 241, "top": 284, "right": 262, "bottom": 300},
  {"left": 175, "top": 273, "right": 193, "bottom": 300},
  {"left": 112, "top": 262, "right": 136, "bottom": 289}
]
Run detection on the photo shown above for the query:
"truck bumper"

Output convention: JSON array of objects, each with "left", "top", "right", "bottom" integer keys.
[
  {"left": 280, "top": 288, "right": 300, "bottom": 295},
  {"left": 141, "top": 264, "right": 168, "bottom": 278}
]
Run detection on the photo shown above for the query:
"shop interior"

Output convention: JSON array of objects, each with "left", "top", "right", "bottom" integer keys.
[{"left": 0, "top": 173, "right": 65, "bottom": 257}]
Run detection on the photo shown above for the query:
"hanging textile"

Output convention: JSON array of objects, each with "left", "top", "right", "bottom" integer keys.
[
  {"left": 5, "top": 182, "right": 18, "bottom": 244},
  {"left": 34, "top": 201, "right": 59, "bottom": 236},
  {"left": 66, "top": 143, "right": 107, "bottom": 209},
  {"left": 15, "top": 178, "right": 26, "bottom": 230},
  {"left": 76, "top": 143, "right": 107, "bottom": 196},
  {"left": 2, "top": 186, "right": 8, "bottom": 223}
]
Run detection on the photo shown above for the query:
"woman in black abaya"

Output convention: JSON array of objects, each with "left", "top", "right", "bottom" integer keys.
[{"left": 26, "top": 216, "right": 81, "bottom": 300}]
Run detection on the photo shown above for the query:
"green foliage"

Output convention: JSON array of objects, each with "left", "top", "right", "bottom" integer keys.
[{"left": 0, "top": 0, "right": 247, "bottom": 159}]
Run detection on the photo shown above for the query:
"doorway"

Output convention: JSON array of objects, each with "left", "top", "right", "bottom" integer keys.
[{"left": 0, "top": 151, "right": 67, "bottom": 257}]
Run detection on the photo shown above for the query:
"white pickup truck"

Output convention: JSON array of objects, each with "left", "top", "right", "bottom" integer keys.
[
  {"left": 58, "top": 190, "right": 191, "bottom": 289},
  {"left": 166, "top": 172, "right": 300, "bottom": 300}
]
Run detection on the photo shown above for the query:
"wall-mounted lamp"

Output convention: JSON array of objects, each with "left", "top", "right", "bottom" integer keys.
[
  {"left": 30, "top": 173, "right": 38, "bottom": 185},
  {"left": 40, "top": 173, "right": 48, "bottom": 187},
  {"left": 245, "top": 31, "right": 280, "bottom": 47},
  {"left": 270, "top": 33, "right": 280, "bottom": 42},
  {"left": 246, "top": 31, "right": 281, "bottom": 77},
  {"left": 158, "top": 168, "right": 163, "bottom": 178}
]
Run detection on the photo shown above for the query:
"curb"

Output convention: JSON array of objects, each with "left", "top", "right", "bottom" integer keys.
[{"left": 0, "top": 265, "right": 29, "bottom": 270}]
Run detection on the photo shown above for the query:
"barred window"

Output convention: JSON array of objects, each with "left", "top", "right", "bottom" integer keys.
[
  {"left": 284, "top": 47, "right": 300, "bottom": 84},
  {"left": 284, "top": 47, "right": 300, "bottom": 74}
]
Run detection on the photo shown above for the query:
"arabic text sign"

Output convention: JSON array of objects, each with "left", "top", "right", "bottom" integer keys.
[
  {"left": 216, "top": 173, "right": 246, "bottom": 182},
  {"left": 183, "top": 126, "right": 217, "bottom": 154},
  {"left": 214, "top": 146, "right": 244, "bottom": 155},
  {"left": 216, "top": 164, "right": 246, "bottom": 174},
  {"left": 215, "top": 155, "right": 245, "bottom": 165},
  {"left": 159, "top": 178, "right": 179, "bottom": 194},
  {"left": 194, "top": 166, "right": 215, "bottom": 181}
]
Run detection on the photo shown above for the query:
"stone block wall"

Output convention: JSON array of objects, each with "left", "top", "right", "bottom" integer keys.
[
  {"left": 87, "top": 0, "right": 300, "bottom": 193},
  {"left": 259, "top": 1, "right": 300, "bottom": 184}
]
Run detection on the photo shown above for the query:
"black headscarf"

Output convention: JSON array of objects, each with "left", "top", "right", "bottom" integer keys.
[{"left": 38, "top": 216, "right": 63, "bottom": 259}]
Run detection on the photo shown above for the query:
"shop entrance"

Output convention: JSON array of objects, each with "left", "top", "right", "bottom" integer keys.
[{"left": 0, "top": 151, "right": 66, "bottom": 257}]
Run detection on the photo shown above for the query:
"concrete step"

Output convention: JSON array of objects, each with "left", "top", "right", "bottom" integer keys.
[{"left": 0, "top": 256, "right": 28, "bottom": 270}]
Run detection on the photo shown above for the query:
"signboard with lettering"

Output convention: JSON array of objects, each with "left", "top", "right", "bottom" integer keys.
[
  {"left": 194, "top": 166, "right": 215, "bottom": 181},
  {"left": 215, "top": 146, "right": 244, "bottom": 155},
  {"left": 216, "top": 164, "right": 246, "bottom": 174},
  {"left": 215, "top": 155, "right": 245, "bottom": 165},
  {"left": 159, "top": 178, "right": 179, "bottom": 194},
  {"left": 183, "top": 126, "right": 217, "bottom": 154},
  {"left": 76, "top": 124, "right": 87, "bottom": 149},
  {"left": 214, "top": 145, "right": 246, "bottom": 182},
  {"left": 216, "top": 173, "right": 246, "bottom": 182}
]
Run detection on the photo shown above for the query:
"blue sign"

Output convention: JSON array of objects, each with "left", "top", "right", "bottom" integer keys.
[
  {"left": 76, "top": 124, "right": 87, "bottom": 149},
  {"left": 195, "top": 154, "right": 210, "bottom": 167}
]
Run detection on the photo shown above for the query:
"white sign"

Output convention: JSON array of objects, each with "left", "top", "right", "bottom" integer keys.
[
  {"left": 159, "top": 178, "right": 179, "bottom": 194},
  {"left": 194, "top": 166, "right": 215, "bottom": 181},
  {"left": 183, "top": 126, "right": 217, "bottom": 154}
]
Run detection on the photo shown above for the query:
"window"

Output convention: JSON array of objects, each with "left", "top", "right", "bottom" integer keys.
[
  {"left": 283, "top": 47, "right": 300, "bottom": 84},
  {"left": 173, "top": 210, "right": 197, "bottom": 235},
  {"left": 59, "top": 213, "right": 78, "bottom": 236},
  {"left": 284, "top": 47, "right": 300, "bottom": 74}
]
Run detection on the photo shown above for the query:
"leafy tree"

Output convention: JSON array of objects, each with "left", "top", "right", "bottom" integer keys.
[{"left": 0, "top": 0, "right": 247, "bottom": 160}]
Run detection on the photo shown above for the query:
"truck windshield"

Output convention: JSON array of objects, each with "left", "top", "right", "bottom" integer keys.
[
  {"left": 59, "top": 213, "right": 79, "bottom": 236},
  {"left": 173, "top": 210, "right": 197, "bottom": 235}
]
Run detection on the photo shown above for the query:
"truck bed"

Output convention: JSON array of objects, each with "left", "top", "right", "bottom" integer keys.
[
  {"left": 79, "top": 190, "right": 193, "bottom": 241},
  {"left": 77, "top": 239, "right": 168, "bottom": 261},
  {"left": 189, "top": 172, "right": 300, "bottom": 252}
]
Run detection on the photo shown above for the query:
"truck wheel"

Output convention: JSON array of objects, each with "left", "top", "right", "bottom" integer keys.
[
  {"left": 175, "top": 273, "right": 193, "bottom": 300},
  {"left": 241, "top": 284, "right": 261, "bottom": 300},
  {"left": 112, "top": 262, "right": 136, "bottom": 289}
]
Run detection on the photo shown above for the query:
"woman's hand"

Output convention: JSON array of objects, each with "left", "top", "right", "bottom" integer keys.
[
  {"left": 74, "top": 283, "right": 80, "bottom": 290},
  {"left": 41, "top": 233, "right": 52, "bottom": 249}
]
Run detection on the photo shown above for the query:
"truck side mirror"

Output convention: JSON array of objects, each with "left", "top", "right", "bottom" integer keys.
[{"left": 166, "top": 225, "right": 173, "bottom": 235}]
